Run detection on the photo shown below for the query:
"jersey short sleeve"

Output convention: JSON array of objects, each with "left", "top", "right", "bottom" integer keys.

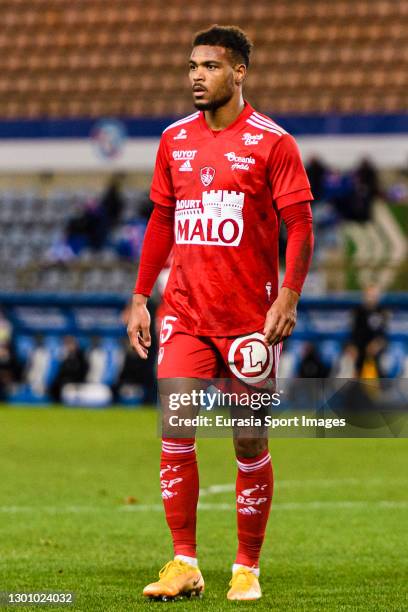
[
  {"left": 149, "top": 136, "right": 175, "bottom": 207},
  {"left": 267, "top": 133, "right": 313, "bottom": 210}
]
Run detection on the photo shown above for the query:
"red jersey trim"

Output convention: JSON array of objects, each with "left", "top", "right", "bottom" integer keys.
[
  {"left": 275, "top": 188, "right": 314, "bottom": 210},
  {"left": 149, "top": 189, "right": 175, "bottom": 208}
]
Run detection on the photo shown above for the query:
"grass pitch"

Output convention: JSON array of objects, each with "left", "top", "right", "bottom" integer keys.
[{"left": 0, "top": 406, "right": 407, "bottom": 611}]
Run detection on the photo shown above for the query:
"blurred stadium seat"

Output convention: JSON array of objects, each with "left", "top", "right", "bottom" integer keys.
[
  {"left": 0, "top": 0, "right": 406, "bottom": 404},
  {"left": 0, "top": 0, "right": 406, "bottom": 117}
]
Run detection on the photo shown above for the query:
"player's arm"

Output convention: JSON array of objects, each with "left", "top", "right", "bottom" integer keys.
[
  {"left": 128, "top": 135, "right": 175, "bottom": 359},
  {"left": 128, "top": 204, "right": 175, "bottom": 358},
  {"left": 264, "top": 133, "right": 314, "bottom": 346},
  {"left": 263, "top": 202, "right": 314, "bottom": 345}
]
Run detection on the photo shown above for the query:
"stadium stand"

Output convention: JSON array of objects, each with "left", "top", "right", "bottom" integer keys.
[
  {"left": 0, "top": 1, "right": 406, "bottom": 404},
  {"left": 0, "top": 0, "right": 406, "bottom": 118},
  {"left": 0, "top": 186, "right": 147, "bottom": 294}
]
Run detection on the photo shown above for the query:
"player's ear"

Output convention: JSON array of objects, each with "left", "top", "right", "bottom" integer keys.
[{"left": 234, "top": 63, "right": 246, "bottom": 86}]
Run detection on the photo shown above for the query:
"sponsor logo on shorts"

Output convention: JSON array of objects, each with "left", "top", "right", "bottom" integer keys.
[{"left": 228, "top": 332, "right": 273, "bottom": 383}]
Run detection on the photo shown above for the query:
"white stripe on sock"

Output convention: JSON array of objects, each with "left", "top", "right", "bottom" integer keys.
[{"left": 237, "top": 454, "right": 271, "bottom": 472}]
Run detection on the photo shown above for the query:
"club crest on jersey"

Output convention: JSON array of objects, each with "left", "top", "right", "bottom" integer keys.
[
  {"left": 242, "top": 132, "right": 264, "bottom": 146},
  {"left": 200, "top": 166, "right": 215, "bottom": 186}
]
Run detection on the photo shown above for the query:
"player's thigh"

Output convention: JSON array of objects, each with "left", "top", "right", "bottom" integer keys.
[
  {"left": 157, "top": 315, "right": 220, "bottom": 379},
  {"left": 157, "top": 316, "right": 221, "bottom": 437}
]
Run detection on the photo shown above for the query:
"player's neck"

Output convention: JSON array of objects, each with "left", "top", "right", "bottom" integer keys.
[{"left": 203, "top": 94, "right": 245, "bottom": 131}]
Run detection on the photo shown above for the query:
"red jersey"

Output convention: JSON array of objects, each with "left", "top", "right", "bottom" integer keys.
[{"left": 150, "top": 102, "right": 313, "bottom": 336}]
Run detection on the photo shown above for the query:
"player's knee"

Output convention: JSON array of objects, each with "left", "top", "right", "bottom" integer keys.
[{"left": 233, "top": 437, "right": 268, "bottom": 458}]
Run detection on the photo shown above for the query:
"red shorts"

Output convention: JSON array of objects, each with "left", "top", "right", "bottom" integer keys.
[{"left": 157, "top": 314, "right": 282, "bottom": 384}]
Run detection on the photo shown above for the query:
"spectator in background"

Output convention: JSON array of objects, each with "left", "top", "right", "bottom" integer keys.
[
  {"left": 66, "top": 197, "right": 108, "bottom": 253},
  {"left": 49, "top": 336, "right": 88, "bottom": 402},
  {"left": 351, "top": 285, "right": 388, "bottom": 377},
  {"left": 86, "top": 336, "right": 107, "bottom": 384},
  {"left": 352, "top": 158, "right": 380, "bottom": 223},
  {"left": 0, "top": 340, "right": 22, "bottom": 400},
  {"left": 324, "top": 169, "right": 357, "bottom": 221},
  {"left": 25, "top": 335, "right": 51, "bottom": 397},
  {"left": 298, "top": 343, "right": 330, "bottom": 378},
  {"left": 112, "top": 337, "right": 156, "bottom": 405},
  {"left": 0, "top": 307, "right": 12, "bottom": 346},
  {"left": 137, "top": 192, "right": 154, "bottom": 222},
  {"left": 332, "top": 342, "right": 358, "bottom": 378},
  {"left": 100, "top": 174, "right": 125, "bottom": 229},
  {"left": 306, "top": 157, "right": 327, "bottom": 202}
]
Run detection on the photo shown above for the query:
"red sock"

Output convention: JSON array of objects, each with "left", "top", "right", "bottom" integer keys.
[
  {"left": 235, "top": 449, "right": 273, "bottom": 568},
  {"left": 160, "top": 438, "right": 198, "bottom": 558}
]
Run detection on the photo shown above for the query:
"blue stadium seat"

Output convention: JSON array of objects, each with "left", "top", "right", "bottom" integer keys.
[{"left": 380, "top": 342, "right": 407, "bottom": 378}]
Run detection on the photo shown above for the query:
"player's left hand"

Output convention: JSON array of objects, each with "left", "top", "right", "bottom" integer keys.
[{"left": 263, "top": 287, "right": 299, "bottom": 346}]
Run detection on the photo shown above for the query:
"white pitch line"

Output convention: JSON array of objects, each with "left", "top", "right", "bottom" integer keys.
[
  {"left": 199, "top": 477, "right": 408, "bottom": 496},
  {"left": 1, "top": 500, "right": 407, "bottom": 514}
]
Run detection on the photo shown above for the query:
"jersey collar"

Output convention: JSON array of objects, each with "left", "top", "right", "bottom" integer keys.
[{"left": 198, "top": 100, "right": 254, "bottom": 138}]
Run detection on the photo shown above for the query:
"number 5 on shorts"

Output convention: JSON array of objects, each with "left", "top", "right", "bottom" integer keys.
[{"left": 160, "top": 316, "right": 177, "bottom": 344}]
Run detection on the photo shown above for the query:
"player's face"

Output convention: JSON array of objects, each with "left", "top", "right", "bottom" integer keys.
[{"left": 189, "top": 45, "right": 242, "bottom": 111}]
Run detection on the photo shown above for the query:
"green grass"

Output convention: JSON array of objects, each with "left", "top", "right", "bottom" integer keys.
[{"left": 0, "top": 406, "right": 407, "bottom": 611}]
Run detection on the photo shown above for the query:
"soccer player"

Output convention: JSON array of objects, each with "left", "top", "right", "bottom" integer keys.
[{"left": 128, "top": 25, "right": 314, "bottom": 601}]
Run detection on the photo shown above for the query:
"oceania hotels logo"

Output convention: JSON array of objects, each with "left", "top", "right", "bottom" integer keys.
[
  {"left": 224, "top": 151, "right": 255, "bottom": 171},
  {"left": 175, "top": 190, "right": 245, "bottom": 247}
]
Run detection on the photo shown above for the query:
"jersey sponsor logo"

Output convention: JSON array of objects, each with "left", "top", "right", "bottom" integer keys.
[
  {"left": 224, "top": 151, "right": 256, "bottom": 171},
  {"left": 228, "top": 332, "right": 273, "bottom": 383},
  {"left": 172, "top": 149, "right": 197, "bottom": 160},
  {"left": 179, "top": 159, "right": 193, "bottom": 172},
  {"left": 175, "top": 190, "right": 244, "bottom": 247},
  {"left": 200, "top": 166, "right": 215, "bottom": 186},
  {"left": 176, "top": 199, "right": 203, "bottom": 212},
  {"left": 173, "top": 128, "right": 187, "bottom": 140},
  {"left": 242, "top": 132, "right": 264, "bottom": 145}
]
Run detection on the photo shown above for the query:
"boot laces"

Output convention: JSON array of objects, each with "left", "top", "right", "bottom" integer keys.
[
  {"left": 158, "top": 559, "right": 189, "bottom": 581},
  {"left": 229, "top": 566, "right": 255, "bottom": 588}
]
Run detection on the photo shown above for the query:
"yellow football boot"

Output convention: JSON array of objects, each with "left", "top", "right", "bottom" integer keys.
[
  {"left": 143, "top": 559, "right": 204, "bottom": 600},
  {"left": 227, "top": 566, "right": 262, "bottom": 601}
]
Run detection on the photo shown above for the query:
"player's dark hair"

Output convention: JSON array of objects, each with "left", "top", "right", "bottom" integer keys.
[{"left": 192, "top": 25, "right": 253, "bottom": 68}]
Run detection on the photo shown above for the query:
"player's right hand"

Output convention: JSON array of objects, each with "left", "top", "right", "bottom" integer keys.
[{"left": 127, "top": 294, "right": 151, "bottom": 359}]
